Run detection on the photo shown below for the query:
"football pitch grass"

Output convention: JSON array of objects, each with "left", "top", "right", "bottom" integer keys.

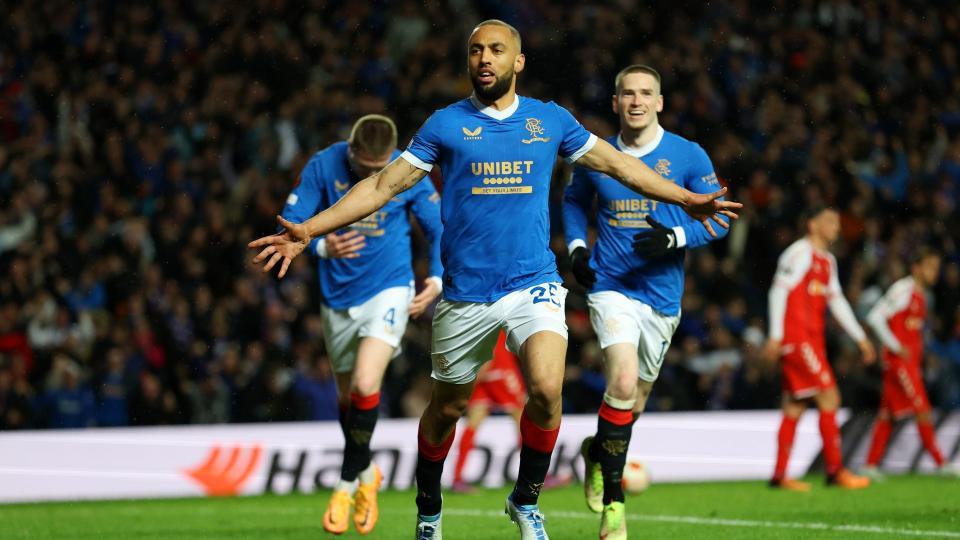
[{"left": 2, "top": 475, "right": 959, "bottom": 539}]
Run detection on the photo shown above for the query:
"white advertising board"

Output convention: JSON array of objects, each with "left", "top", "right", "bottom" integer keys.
[{"left": 0, "top": 410, "right": 845, "bottom": 503}]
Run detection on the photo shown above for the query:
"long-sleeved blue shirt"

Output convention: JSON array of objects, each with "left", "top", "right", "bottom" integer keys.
[
  {"left": 563, "top": 128, "right": 728, "bottom": 316},
  {"left": 282, "top": 142, "right": 443, "bottom": 309}
]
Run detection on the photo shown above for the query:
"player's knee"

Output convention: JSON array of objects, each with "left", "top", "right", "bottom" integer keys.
[
  {"left": 350, "top": 375, "right": 383, "bottom": 398},
  {"left": 817, "top": 388, "right": 840, "bottom": 411},
  {"left": 528, "top": 379, "right": 562, "bottom": 412},
  {"left": 607, "top": 374, "right": 638, "bottom": 402},
  {"left": 435, "top": 396, "right": 470, "bottom": 422}
]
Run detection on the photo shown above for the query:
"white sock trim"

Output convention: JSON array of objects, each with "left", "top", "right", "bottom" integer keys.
[
  {"left": 359, "top": 463, "right": 377, "bottom": 485},
  {"left": 603, "top": 392, "right": 637, "bottom": 410},
  {"left": 335, "top": 478, "right": 359, "bottom": 495}
]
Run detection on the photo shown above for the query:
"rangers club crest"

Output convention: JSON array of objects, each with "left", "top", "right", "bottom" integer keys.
[
  {"left": 655, "top": 159, "right": 671, "bottom": 177},
  {"left": 521, "top": 118, "right": 551, "bottom": 144}
]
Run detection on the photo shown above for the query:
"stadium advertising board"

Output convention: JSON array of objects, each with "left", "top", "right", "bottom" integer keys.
[{"left": 0, "top": 409, "right": 911, "bottom": 503}]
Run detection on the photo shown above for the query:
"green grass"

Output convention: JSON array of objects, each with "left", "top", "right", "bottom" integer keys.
[{"left": 2, "top": 475, "right": 959, "bottom": 539}]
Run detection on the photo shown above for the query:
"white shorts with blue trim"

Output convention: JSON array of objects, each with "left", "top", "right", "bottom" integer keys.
[
  {"left": 587, "top": 290, "right": 680, "bottom": 382},
  {"left": 430, "top": 282, "right": 568, "bottom": 384},
  {"left": 321, "top": 285, "right": 413, "bottom": 373}
]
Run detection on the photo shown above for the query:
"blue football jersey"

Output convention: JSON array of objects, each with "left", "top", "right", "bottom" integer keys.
[
  {"left": 563, "top": 127, "right": 727, "bottom": 316},
  {"left": 282, "top": 141, "right": 443, "bottom": 309},
  {"left": 402, "top": 95, "right": 596, "bottom": 302}
]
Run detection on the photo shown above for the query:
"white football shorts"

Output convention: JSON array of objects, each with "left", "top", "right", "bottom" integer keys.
[
  {"left": 321, "top": 285, "right": 413, "bottom": 373},
  {"left": 587, "top": 290, "right": 680, "bottom": 382},
  {"left": 430, "top": 282, "right": 568, "bottom": 384}
]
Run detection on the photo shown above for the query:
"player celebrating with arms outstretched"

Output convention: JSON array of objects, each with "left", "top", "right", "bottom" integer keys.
[
  {"left": 250, "top": 20, "right": 740, "bottom": 540},
  {"left": 764, "top": 206, "right": 875, "bottom": 491},
  {"left": 281, "top": 115, "right": 443, "bottom": 535},
  {"left": 862, "top": 249, "right": 959, "bottom": 479},
  {"left": 563, "top": 64, "right": 730, "bottom": 540}
]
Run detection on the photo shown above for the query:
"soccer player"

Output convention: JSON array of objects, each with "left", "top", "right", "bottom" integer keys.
[
  {"left": 861, "top": 249, "right": 959, "bottom": 478},
  {"left": 562, "top": 64, "right": 730, "bottom": 540},
  {"left": 452, "top": 330, "right": 526, "bottom": 493},
  {"left": 280, "top": 114, "right": 444, "bottom": 535},
  {"left": 764, "top": 206, "right": 876, "bottom": 491},
  {"left": 250, "top": 20, "right": 740, "bottom": 539}
]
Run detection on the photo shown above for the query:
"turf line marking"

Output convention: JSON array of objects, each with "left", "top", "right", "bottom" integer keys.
[{"left": 423, "top": 508, "right": 960, "bottom": 538}]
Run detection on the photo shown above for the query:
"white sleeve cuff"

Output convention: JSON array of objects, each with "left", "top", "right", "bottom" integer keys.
[
  {"left": 400, "top": 150, "right": 434, "bottom": 172},
  {"left": 565, "top": 133, "right": 598, "bottom": 163},
  {"left": 671, "top": 226, "right": 687, "bottom": 248},
  {"left": 567, "top": 239, "right": 587, "bottom": 256},
  {"left": 315, "top": 238, "right": 328, "bottom": 258},
  {"left": 426, "top": 276, "right": 443, "bottom": 293}
]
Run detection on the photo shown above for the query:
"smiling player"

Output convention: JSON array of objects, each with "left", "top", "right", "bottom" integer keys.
[
  {"left": 250, "top": 20, "right": 740, "bottom": 539},
  {"left": 563, "top": 64, "right": 731, "bottom": 540}
]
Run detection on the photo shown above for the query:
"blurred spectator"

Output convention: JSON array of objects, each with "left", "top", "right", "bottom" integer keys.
[
  {"left": 94, "top": 347, "right": 130, "bottom": 427},
  {"left": 0, "top": 355, "right": 35, "bottom": 429},
  {"left": 187, "top": 367, "right": 230, "bottom": 425},
  {"left": 291, "top": 356, "right": 339, "bottom": 422},
  {"left": 37, "top": 356, "right": 96, "bottom": 429}
]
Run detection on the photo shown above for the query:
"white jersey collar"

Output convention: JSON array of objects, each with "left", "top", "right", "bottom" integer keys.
[
  {"left": 616, "top": 125, "right": 664, "bottom": 158},
  {"left": 470, "top": 93, "right": 520, "bottom": 121}
]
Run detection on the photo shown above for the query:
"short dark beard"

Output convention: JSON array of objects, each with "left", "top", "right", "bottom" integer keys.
[{"left": 472, "top": 72, "right": 513, "bottom": 102}]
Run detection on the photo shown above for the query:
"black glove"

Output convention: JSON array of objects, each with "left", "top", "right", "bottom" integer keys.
[
  {"left": 632, "top": 216, "right": 678, "bottom": 259},
  {"left": 570, "top": 246, "right": 596, "bottom": 288}
]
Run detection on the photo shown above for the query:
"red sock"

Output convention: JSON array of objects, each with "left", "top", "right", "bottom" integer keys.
[
  {"left": 917, "top": 420, "right": 945, "bottom": 466},
  {"left": 773, "top": 415, "right": 798, "bottom": 481},
  {"left": 453, "top": 426, "right": 476, "bottom": 484},
  {"left": 519, "top": 410, "right": 560, "bottom": 454},
  {"left": 512, "top": 410, "right": 560, "bottom": 506},
  {"left": 417, "top": 421, "right": 455, "bottom": 462},
  {"left": 866, "top": 418, "right": 892, "bottom": 466},
  {"left": 819, "top": 411, "right": 842, "bottom": 475}
]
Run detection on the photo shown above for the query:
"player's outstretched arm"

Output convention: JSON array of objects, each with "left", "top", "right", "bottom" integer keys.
[
  {"left": 576, "top": 138, "right": 742, "bottom": 237},
  {"left": 248, "top": 158, "right": 429, "bottom": 278}
]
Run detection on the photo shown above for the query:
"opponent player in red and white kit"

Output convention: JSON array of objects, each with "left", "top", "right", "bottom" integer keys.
[
  {"left": 861, "top": 249, "right": 959, "bottom": 479},
  {"left": 764, "top": 206, "right": 876, "bottom": 490},
  {"left": 452, "top": 330, "right": 526, "bottom": 492}
]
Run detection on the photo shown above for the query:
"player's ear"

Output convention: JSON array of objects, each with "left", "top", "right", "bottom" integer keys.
[
  {"left": 514, "top": 53, "right": 525, "bottom": 73},
  {"left": 656, "top": 95, "right": 664, "bottom": 113},
  {"left": 612, "top": 94, "right": 619, "bottom": 115}
]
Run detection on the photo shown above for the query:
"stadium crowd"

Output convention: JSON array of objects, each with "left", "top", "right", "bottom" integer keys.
[{"left": 1, "top": 0, "right": 959, "bottom": 430}]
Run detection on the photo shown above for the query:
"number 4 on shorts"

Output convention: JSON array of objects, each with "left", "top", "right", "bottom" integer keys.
[{"left": 383, "top": 308, "right": 396, "bottom": 326}]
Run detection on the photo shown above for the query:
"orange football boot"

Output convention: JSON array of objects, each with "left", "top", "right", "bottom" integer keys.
[
  {"left": 827, "top": 469, "right": 870, "bottom": 490},
  {"left": 323, "top": 490, "right": 353, "bottom": 534},
  {"left": 769, "top": 477, "right": 812, "bottom": 492},
  {"left": 353, "top": 464, "right": 384, "bottom": 535}
]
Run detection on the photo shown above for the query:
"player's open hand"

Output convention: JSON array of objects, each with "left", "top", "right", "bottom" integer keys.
[
  {"left": 858, "top": 339, "right": 877, "bottom": 365},
  {"left": 326, "top": 229, "right": 366, "bottom": 259},
  {"left": 684, "top": 187, "right": 742, "bottom": 237},
  {"left": 248, "top": 216, "right": 311, "bottom": 278},
  {"left": 409, "top": 278, "right": 441, "bottom": 319}
]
